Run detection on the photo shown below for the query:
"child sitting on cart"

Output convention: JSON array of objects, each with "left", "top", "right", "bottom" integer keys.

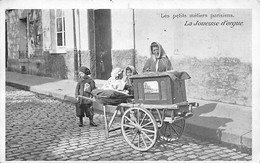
[
  {"left": 101, "top": 67, "right": 126, "bottom": 92},
  {"left": 75, "top": 66, "right": 98, "bottom": 127},
  {"left": 122, "top": 65, "right": 137, "bottom": 95}
]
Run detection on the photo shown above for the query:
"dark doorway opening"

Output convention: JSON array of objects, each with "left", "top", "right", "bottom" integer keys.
[
  {"left": 94, "top": 9, "right": 112, "bottom": 80},
  {"left": 19, "top": 18, "right": 28, "bottom": 59}
]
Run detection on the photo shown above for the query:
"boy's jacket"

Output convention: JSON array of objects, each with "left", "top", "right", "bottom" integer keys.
[{"left": 75, "top": 75, "right": 96, "bottom": 105}]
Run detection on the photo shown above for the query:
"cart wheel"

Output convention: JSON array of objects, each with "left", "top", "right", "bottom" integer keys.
[
  {"left": 159, "top": 119, "right": 185, "bottom": 141},
  {"left": 121, "top": 107, "right": 158, "bottom": 151}
]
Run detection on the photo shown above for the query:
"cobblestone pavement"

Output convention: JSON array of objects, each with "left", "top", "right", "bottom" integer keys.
[{"left": 6, "top": 86, "right": 252, "bottom": 161}]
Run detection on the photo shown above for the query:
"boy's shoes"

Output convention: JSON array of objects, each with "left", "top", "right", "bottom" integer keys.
[
  {"left": 90, "top": 121, "right": 97, "bottom": 127},
  {"left": 79, "top": 117, "right": 83, "bottom": 127}
]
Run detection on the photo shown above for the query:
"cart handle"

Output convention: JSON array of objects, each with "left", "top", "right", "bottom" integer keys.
[{"left": 76, "top": 95, "right": 110, "bottom": 102}]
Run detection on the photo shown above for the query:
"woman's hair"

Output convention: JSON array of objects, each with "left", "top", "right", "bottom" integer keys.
[
  {"left": 124, "top": 65, "right": 137, "bottom": 76},
  {"left": 126, "top": 67, "right": 133, "bottom": 72},
  {"left": 151, "top": 42, "right": 159, "bottom": 49}
]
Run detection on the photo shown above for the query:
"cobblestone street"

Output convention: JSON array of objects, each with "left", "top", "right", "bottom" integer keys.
[{"left": 5, "top": 86, "right": 252, "bottom": 161}]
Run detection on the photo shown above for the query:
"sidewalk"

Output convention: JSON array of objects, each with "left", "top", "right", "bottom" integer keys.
[{"left": 5, "top": 71, "right": 252, "bottom": 151}]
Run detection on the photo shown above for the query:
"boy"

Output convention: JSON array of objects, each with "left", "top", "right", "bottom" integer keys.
[{"left": 75, "top": 66, "right": 97, "bottom": 127}]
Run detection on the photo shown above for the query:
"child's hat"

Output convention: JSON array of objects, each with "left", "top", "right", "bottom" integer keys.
[{"left": 79, "top": 66, "right": 91, "bottom": 75}]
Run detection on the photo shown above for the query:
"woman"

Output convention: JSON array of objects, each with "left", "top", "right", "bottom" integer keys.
[{"left": 143, "top": 42, "right": 172, "bottom": 72}]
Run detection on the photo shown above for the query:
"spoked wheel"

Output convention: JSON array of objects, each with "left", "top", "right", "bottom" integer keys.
[
  {"left": 121, "top": 107, "right": 158, "bottom": 151},
  {"left": 159, "top": 118, "right": 185, "bottom": 141}
]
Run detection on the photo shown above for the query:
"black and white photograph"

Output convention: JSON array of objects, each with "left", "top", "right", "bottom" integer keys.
[{"left": 1, "top": 0, "right": 260, "bottom": 162}]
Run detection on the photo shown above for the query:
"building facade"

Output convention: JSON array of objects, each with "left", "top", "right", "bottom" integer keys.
[
  {"left": 6, "top": 9, "right": 252, "bottom": 107},
  {"left": 6, "top": 9, "right": 113, "bottom": 80}
]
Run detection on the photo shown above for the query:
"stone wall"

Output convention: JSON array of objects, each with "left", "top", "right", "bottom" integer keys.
[
  {"left": 7, "top": 49, "right": 90, "bottom": 80},
  {"left": 111, "top": 49, "right": 148, "bottom": 73},
  {"left": 172, "top": 57, "right": 251, "bottom": 106},
  {"left": 43, "top": 50, "right": 90, "bottom": 80},
  {"left": 6, "top": 10, "right": 27, "bottom": 60},
  {"left": 111, "top": 49, "right": 134, "bottom": 69},
  {"left": 43, "top": 52, "right": 69, "bottom": 79},
  {"left": 112, "top": 49, "right": 251, "bottom": 107},
  {"left": 79, "top": 50, "right": 91, "bottom": 71}
]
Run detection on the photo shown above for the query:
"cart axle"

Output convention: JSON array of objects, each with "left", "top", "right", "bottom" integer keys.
[{"left": 164, "top": 112, "right": 193, "bottom": 124}]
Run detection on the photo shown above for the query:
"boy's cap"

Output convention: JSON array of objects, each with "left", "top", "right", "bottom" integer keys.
[{"left": 79, "top": 66, "right": 91, "bottom": 75}]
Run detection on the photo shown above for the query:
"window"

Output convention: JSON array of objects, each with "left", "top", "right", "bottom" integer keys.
[
  {"left": 144, "top": 81, "right": 159, "bottom": 93},
  {"left": 144, "top": 81, "right": 159, "bottom": 100},
  {"left": 55, "top": 9, "right": 66, "bottom": 47}
]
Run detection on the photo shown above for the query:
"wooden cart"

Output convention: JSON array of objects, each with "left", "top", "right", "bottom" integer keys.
[{"left": 80, "top": 71, "right": 198, "bottom": 151}]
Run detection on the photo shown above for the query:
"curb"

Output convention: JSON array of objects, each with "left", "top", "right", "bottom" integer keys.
[
  {"left": 185, "top": 123, "right": 252, "bottom": 154},
  {"left": 6, "top": 81, "right": 252, "bottom": 152},
  {"left": 6, "top": 81, "right": 30, "bottom": 91}
]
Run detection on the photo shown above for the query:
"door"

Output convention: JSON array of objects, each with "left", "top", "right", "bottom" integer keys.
[
  {"left": 19, "top": 18, "right": 28, "bottom": 59},
  {"left": 94, "top": 10, "right": 112, "bottom": 80}
]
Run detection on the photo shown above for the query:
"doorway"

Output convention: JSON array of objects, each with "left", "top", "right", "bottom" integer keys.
[
  {"left": 19, "top": 18, "right": 28, "bottom": 59},
  {"left": 94, "top": 9, "right": 112, "bottom": 80}
]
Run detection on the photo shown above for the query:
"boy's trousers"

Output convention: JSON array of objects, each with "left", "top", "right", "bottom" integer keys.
[{"left": 76, "top": 103, "right": 94, "bottom": 117}]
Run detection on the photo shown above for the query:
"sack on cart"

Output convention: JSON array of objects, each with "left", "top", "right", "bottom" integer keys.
[{"left": 91, "top": 89, "right": 133, "bottom": 105}]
